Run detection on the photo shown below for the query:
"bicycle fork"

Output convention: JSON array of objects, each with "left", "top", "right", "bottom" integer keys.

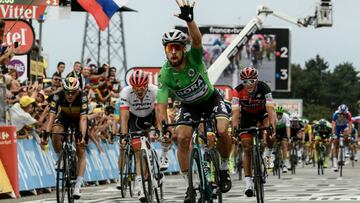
[{"left": 140, "top": 137, "right": 159, "bottom": 189}]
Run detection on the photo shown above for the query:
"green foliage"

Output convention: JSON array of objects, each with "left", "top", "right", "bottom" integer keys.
[{"left": 275, "top": 55, "right": 360, "bottom": 119}]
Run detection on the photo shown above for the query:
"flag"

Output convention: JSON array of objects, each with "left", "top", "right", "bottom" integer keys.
[{"left": 77, "top": 0, "right": 128, "bottom": 31}]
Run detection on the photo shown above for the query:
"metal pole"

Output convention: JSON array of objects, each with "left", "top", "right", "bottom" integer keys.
[
  {"left": 120, "top": 13, "right": 127, "bottom": 72},
  {"left": 81, "top": 14, "right": 89, "bottom": 64}
]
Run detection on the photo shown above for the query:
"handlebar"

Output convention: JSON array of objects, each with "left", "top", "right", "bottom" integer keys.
[{"left": 234, "top": 126, "right": 273, "bottom": 138}]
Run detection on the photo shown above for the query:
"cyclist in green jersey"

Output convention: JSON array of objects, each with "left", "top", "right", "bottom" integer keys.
[{"left": 157, "top": 1, "right": 232, "bottom": 202}]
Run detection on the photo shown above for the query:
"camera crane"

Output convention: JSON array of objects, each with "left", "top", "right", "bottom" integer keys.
[{"left": 207, "top": 0, "right": 333, "bottom": 84}]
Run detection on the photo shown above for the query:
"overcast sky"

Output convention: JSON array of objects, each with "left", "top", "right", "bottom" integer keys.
[{"left": 36, "top": 0, "right": 360, "bottom": 76}]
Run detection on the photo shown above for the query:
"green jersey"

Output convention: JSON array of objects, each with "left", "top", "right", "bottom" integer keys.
[{"left": 157, "top": 47, "right": 214, "bottom": 104}]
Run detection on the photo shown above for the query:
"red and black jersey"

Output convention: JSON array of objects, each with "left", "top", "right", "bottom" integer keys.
[{"left": 231, "top": 81, "right": 273, "bottom": 114}]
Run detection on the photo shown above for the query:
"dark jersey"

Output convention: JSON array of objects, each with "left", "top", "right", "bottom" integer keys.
[
  {"left": 313, "top": 124, "right": 332, "bottom": 138},
  {"left": 290, "top": 120, "right": 304, "bottom": 137},
  {"left": 231, "top": 81, "right": 273, "bottom": 114},
  {"left": 50, "top": 91, "right": 88, "bottom": 118}
]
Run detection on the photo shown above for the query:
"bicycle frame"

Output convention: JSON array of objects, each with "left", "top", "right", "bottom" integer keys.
[{"left": 140, "top": 135, "right": 162, "bottom": 189}]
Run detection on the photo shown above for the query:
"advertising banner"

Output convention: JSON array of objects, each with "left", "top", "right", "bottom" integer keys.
[
  {"left": 0, "top": 126, "right": 19, "bottom": 197},
  {"left": 274, "top": 99, "right": 303, "bottom": 117},
  {"left": 125, "top": 67, "right": 161, "bottom": 86},
  {"left": 3, "top": 19, "right": 35, "bottom": 55},
  {"left": 0, "top": 159, "right": 14, "bottom": 197},
  {"left": 8, "top": 55, "right": 28, "bottom": 83}
]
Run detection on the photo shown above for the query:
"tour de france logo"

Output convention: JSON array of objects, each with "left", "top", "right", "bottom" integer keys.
[
  {"left": 1, "top": 131, "right": 10, "bottom": 140},
  {"left": 188, "top": 68, "right": 195, "bottom": 77}
]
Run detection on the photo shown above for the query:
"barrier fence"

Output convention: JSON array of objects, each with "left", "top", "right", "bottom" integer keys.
[{"left": 0, "top": 126, "right": 181, "bottom": 199}]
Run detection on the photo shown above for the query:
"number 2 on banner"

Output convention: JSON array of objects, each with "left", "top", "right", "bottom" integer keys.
[
  {"left": 280, "top": 69, "right": 288, "bottom": 80},
  {"left": 280, "top": 47, "right": 288, "bottom": 58}
]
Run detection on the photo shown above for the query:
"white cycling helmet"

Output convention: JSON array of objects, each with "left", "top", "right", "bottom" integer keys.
[
  {"left": 162, "top": 29, "right": 187, "bottom": 46},
  {"left": 63, "top": 77, "right": 80, "bottom": 91}
]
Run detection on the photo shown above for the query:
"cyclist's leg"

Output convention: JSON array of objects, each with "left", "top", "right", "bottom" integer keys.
[
  {"left": 74, "top": 117, "right": 88, "bottom": 197},
  {"left": 208, "top": 91, "right": 232, "bottom": 192},
  {"left": 332, "top": 127, "right": 341, "bottom": 170},
  {"left": 239, "top": 112, "right": 257, "bottom": 197},
  {"left": 174, "top": 104, "right": 195, "bottom": 201},
  {"left": 260, "top": 115, "right": 275, "bottom": 168},
  {"left": 52, "top": 115, "right": 66, "bottom": 156},
  {"left": 128, "top": 113, "right": 151, "bottom": 200},
  {"left": 153, "top": 109, "right": 172, "bottom": 171},
  {"left": 281, "top": 137, "right": 290, "bottom": 171},
  {"left": 324, "top": 137, "right": 331, "bottom": 167}
]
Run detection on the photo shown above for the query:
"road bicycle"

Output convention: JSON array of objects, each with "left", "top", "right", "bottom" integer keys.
[
  {"left": 55, "top": 127, "right": 78, "bottom": 203},
  {"left": 272, "top": 137, "right": 282, "bottom": 179},
  {"left": 315, "top": 137, "right": 325, "bottom": 175},
  {"left": 289, "top": 137, "right": 298, "bottom": 175},
  {"left": 128, "top": 128, "right": 164, "bottom": 203},
  {"left": 338, "top": 133, "right": 345, "bottom": 177},
  {"left": 164, "top": 115, "right": 223, "bottom": 203},
  {"left": 119, "top": 135, "right": 136, "bottom": 198},
  {"left": 235, "top": 126, "right": 272, "bottom": 203}
]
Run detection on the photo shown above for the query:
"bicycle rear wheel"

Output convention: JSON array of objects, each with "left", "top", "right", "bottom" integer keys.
[
  {"left": 253, "top": 147, "right": 264, "bottom": 203},
  {"left": 189, "top": 149, "right": 205, "bottom": 203},
  {"left": 140, "top": 149, "right": 153, "bottom": 203},
  {"left": 56, "top": 151, "right": 67, "bottom": 203}
]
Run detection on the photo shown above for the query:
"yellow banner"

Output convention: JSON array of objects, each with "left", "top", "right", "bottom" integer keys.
[
  {"left": 30, "top": 59, "right": 45, "bottom": 77},
  {"left": 0, "top": 159, "right": 14, "bottom": 195}
]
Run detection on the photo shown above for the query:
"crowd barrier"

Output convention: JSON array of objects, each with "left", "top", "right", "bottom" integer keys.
[{"left": 0, "top": 127, "right": 181, "bottom": 198}]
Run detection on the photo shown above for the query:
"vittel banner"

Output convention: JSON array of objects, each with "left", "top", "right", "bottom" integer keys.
[{"left": 3, "top": 19, "right": 35, "bottom": 55}]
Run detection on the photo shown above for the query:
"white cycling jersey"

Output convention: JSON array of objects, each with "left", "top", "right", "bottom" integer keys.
[{"left": 120, "top": 84, "right": 157, "bottom": 117}]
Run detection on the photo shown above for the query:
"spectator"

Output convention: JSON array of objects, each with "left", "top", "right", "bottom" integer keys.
[
  {"left": 7, "top": 68, "right": 21, "bottom": 94},
  {"left": 9, "top": 96, "right": 46, "bottom": 143},
  {"left": 66, "top": 61, "right": 85, "bottom": 89},
  {"left": 0, "top": 19, "right": 16, "bottom": 65},
  {"left": 94, "top": 76, "right": 112, "bottom": 104},
  {"left": 55, "top": 61, "right": 65, "bottom": 77},
  {"left": 109, "top": 67, "right": 116, "bottom": 77},
  {"left": 44, "top": 72, "right": 63, "bottom": 97}
]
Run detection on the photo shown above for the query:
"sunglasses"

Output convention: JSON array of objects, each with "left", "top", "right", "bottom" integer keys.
[
  {"left": 165, "top": 43, "right": 184, "bottom": 53},
  {"left": 243, "top": 79, "right": 257, "bottom": 85},
  {"left": 53, "top": 78, "right": 61, "bottom": 81},
  {"left": 133, "top": 86, "right": 147, "bottom": 91},
  {"left": 65, "top": 91, "right": 77, "bottom": 96}
]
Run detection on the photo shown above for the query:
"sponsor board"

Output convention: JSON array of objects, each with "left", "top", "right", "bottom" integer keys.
[
  {"left": 274, "top": 99, "right": 303, "bottom": 117},
  {"left": 8, "top": 54, "right": 28, "bottom": 82},
  {"left": 3, "top": 19, "right": 35, "bottom": 55},
  {"left": 125, "top": 67, "right": 161, "bottom": 86}
]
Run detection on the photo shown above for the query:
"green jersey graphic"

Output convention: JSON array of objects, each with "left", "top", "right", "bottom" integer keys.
[{"left": 157, "top": 47, "right": 214, "bottom": 104}]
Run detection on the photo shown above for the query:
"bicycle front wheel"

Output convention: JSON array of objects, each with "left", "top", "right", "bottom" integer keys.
[
  {"left": 209, "top": 149, "right": 222, "bottom": 203},
  {"left": 253, "top": 148, "right": 265, "bottom": 203},
  {"left": 56, "top": 151, "right": 67, "bottom": 203},
  {"left": 140, "top": 149, "right": 153, "bottom": 203},
  {"left": 128, "top": 149, "right": 136, "bottom": 197},
  {"left": 339, "top": 147, "right": 344, "bottom": 177},
  {"left": 152, "top": 149, "right": 163, "bottom": 203},
  {"left": 120, "top": 150, "right": 129, "bottom": 198},
  {"left": 189, "top": 149, "right": 205, "bottom": 203},
  {"left": 290, "top": 148, "right": 297, "bottom": 175}
]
